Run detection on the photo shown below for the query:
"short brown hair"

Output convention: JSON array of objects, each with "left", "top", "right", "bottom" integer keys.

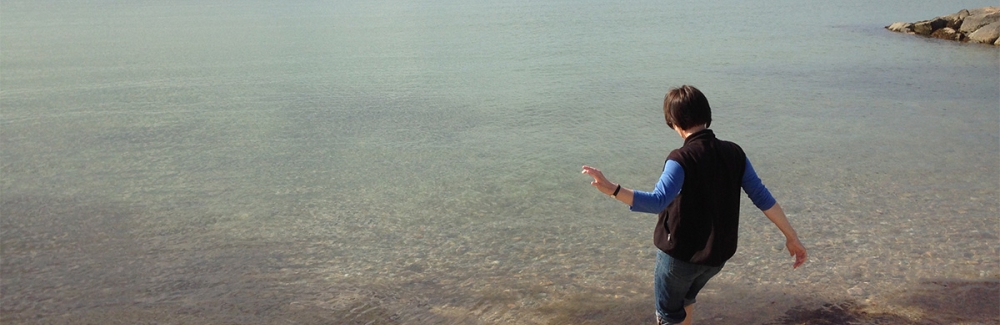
[{"left": 663, "top": 85, "right": 712, "bottom": 130}]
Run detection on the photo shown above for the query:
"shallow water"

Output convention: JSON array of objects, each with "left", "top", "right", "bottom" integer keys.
[{"left": 2, "top": 0, "right": 998, "bottom": 324}]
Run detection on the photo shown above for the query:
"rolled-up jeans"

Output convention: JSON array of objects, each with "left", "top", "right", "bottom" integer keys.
[{"left": 654, "top": 250, "right": 724, "bottom": 324}]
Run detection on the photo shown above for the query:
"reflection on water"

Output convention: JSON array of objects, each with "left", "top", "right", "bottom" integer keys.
[{"left": 2, "top": 0, "right": 998, "bottom": 324}]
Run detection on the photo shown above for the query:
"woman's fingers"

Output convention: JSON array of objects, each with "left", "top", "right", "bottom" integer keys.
[
  {"left": 582, "top": 166, "right": 612, "bottom": 194},
  {"left": 787, "top": 240, "right": 808, "bottom": 269},
  {"left": 581, "top": 166, "right": 602, "bottom": 180}
]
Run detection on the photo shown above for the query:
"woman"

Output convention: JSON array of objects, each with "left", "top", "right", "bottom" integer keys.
[{"left": 581, "top": 85, "right": 807, "bottom": 325}]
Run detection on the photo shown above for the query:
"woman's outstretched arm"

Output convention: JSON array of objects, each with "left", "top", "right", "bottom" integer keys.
[{"left": 761, "top": 202, "right": 808, "bottom": 268}]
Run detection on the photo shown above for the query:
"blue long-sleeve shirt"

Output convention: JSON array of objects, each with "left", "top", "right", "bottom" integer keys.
[{"left": 630, "top": 157, "right": 776, "bottom": 213}]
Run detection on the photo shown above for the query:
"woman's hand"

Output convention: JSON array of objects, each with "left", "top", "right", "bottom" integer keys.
[
  {"left": 786, "top": 237, "right": 808, "bottom": 269},
  {"left": 581, "top": 165, "right": 617, "bottom": 196}
]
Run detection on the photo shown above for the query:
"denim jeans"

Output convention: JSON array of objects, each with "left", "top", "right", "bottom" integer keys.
[{"left": 654, "top": 250, "right": 723, "bottom": 324}]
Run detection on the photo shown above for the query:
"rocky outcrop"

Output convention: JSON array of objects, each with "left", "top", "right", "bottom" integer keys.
[{"left": 886, "top": 7, "right": 1000, "bottom": 45}]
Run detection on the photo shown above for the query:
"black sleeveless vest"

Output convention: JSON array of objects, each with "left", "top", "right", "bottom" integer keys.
[{"left": 654, "top": 129, "right": 747, "bottom": 266}]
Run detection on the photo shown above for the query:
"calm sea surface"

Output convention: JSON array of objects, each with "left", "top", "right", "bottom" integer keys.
[{"left": 2, "top": 0, "right": 998, "bottom": 324}]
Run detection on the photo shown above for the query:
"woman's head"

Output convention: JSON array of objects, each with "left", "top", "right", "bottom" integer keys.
[{"left": 663, "top": 85, "right": 712, "bottom": 130}]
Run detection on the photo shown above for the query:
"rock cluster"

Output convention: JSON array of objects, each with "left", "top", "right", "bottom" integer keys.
[{"left": 886, "top": 7, "right": 1000, "bottom": 45}]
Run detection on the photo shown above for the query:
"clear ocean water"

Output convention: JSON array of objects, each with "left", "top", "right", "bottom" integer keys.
[{"left": 2, "top": 0, "right": 997, "bottom": 324}]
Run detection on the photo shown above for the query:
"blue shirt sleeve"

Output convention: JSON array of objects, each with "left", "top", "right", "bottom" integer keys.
[
  {"left": 742, "top": 157, "right": 776, "bottom": 210},
  {"left": 630, "top": 160, "right": 684, "bottom": 213}
]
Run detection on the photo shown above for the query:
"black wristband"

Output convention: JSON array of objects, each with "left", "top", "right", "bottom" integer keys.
[{"left": 612, "top": 184, "right": 621, "bottom": 197}]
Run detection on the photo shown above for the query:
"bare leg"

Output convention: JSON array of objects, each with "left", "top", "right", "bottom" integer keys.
[{"left": 681, "top": 304, "right": 694, "bottom": 325}]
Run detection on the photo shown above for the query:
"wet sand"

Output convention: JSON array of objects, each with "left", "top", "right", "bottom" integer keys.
[{"left": 4, "top": 280, "right": 997, "bottom": 325}]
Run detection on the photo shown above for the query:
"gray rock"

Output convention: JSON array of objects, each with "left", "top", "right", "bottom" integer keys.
[
  {"left": 959, "top": 11, "right": 1000, "bottom": 34},
  {"left": 957, "top": 9, "right": 971, "bottom": 19},
  {"left": 968, "top": 21, "right": 1000, "bottom": 44},
  {"left": 913, "top": 18, "right": 948, "bottom": 35},
  {"left": 941, "top": 9, "right": 970, "bottom": 29},
  {"left": 931, "top": 27, "right": 962, "bottom": 41},
  {"left": 968, "top": 7, "right": 1000, "bottom": 16},
  {"left": 886, "top": 22, "right": 913, "bottom": 33}
]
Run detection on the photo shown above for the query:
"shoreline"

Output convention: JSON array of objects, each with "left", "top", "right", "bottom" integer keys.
[{"left": 2, "top": 279, "right": 997, "bottom": 324}]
